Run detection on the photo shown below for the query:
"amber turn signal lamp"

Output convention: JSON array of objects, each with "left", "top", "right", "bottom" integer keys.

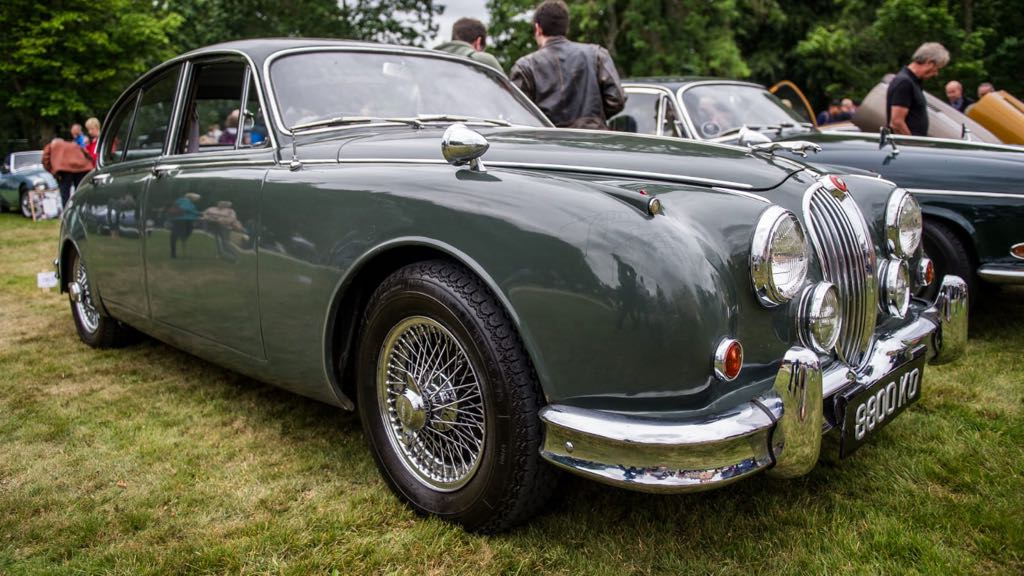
[
  {"left": 918, "top": 257, "right": 935, "bottom": 288},
  {"left": 1011, "top": 243, "right": 1024, "bottom": 260},
  {"left": 714, "top": 339, "right": 744, "bottom": 381}
]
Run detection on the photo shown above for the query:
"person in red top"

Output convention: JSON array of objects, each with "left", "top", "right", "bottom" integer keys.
[{"left": 84, "top": 117, "right": 101, "bottom": 166}]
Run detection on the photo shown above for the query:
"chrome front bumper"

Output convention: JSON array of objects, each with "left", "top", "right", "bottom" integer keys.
[{"left": 538, "top": 275, "right": 969, "bottom": 493}]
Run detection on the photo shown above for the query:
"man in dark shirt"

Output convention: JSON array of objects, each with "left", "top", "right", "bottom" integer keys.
[
  {"left": 887, "top": 42, "right": 949, "bottom": 136},
  {"left": 509, "top": 0, "right": 626, "bottom": 129}
]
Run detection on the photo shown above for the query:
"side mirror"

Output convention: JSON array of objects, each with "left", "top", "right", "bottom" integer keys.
[
  {"left": 0, "top": 163, "right": 8, "bottom": 174},
  {"left": 441, "top": 123, "right": 489, "bottom": 172}
]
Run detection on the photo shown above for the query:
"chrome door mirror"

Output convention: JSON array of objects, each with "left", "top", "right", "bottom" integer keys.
[
  {"left": 441, "top": 123, "right": 489, "bottom": 172},
  {"left": 879, "top": 127, "right": 900, "bottom": 156}
]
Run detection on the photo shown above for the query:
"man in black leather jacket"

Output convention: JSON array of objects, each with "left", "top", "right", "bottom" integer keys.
[{"left": 509, "top": 0, "right": 626, "bottom": 129}]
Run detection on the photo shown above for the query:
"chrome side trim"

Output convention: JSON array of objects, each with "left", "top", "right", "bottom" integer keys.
[
  {"left": 155, "top": 159, "right": 276, "bottom": 169},
  {"left": 906, "top": 188, "right": 1024, "bottom": 200},
  {"left": 977, "top": 266, "right": 1024, "bottom": 284},
  {"left": 710, "top": 187, "right": 771, "bottom": 204},
  {"left": 842, "top": 173, "right": 898, "bottom": 188}
]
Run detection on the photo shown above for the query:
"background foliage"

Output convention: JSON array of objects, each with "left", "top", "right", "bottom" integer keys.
[{"left": 1, "top": 0, "right": 1021, "bottom": 148}]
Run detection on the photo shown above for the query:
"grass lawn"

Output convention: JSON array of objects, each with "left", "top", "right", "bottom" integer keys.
[{"left": 0, "top": 212, "right": 1021, "bottom": 575}]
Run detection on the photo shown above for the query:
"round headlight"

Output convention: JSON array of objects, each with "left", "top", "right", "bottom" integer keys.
[
  {"left": 751, "top": 206, "right": 809, "bottom": 307},
  {"left": 880, "top": 258, "right": 911, "bottom": 318},
  {"left": 885, "top": 189, "right": 922, "bottom": 258},
  {"left": 800, "top": 282, "right": 842, "bottom": 353}
]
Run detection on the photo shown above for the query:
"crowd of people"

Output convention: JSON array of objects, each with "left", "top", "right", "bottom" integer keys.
[{"left": 41, "top": 117, "right": 102, "bottom": 207}]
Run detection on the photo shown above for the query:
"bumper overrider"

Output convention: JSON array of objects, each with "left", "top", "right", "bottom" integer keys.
[{"left": 538, "top": 275, "right": 968, "bottom": 492}]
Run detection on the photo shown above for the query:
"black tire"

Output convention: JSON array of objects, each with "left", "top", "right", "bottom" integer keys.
[
  {"left": 19, "top": 185, "right": 32, "bottom": 218},
  {"left": 921, "top": 219, "right": 977, "bottom": 305},
  {"left": 68, "top": 250, "right": 135, "bottom": 348},
  {"left": 357, "top": 260, "right": 559, "bottom": 532}
]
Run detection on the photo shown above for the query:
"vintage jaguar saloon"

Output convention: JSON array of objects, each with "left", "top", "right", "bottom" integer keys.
[{"left": 58, "top": 40, "right": 967, "bottom": 532}]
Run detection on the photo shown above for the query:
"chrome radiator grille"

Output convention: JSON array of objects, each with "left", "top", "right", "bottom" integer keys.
[{"left": 804, "top": 184, "right": 878, "bottom": 366}]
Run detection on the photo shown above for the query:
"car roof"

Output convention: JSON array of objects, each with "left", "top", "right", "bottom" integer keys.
[
  {"left": 181, "top": 38, "right": 441, "bottom": 67},
  {"left": 624, "top": 77, "right": 764, "bottom": 91}
]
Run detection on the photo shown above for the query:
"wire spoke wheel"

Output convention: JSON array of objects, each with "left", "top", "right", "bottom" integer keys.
[
  {"left": 73, "top": 255, "right": 101, "bottom": 334},
  {"left": 377, "top": 316, "right": 486, "bottom": 491}
]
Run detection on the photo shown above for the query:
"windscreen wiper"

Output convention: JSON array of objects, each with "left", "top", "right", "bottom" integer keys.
[
  {"left": 290, "top": 116, "right": 424, "bottom": 132},
  {"left": 414, "top": 114, "right": 512, "bottom": 127}
]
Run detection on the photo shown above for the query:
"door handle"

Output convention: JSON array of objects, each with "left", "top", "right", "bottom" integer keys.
[
  {"left": 151, "top": 165, "right": 180, "bottom": 178},
  {"left": 93, "top": 173, "right": 112, "bottom": 186}
]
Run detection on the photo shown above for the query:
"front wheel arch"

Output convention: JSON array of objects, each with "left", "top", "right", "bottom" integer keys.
[{"left": 325, "top": 240, "right": 543, "bottom": 410}]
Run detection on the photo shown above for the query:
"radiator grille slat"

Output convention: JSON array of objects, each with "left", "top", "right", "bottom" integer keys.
[{"left": 805, "top": 186, "right": 878, "bottom": 366}]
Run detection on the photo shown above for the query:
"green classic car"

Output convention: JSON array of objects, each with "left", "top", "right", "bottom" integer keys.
[
  {"left": 57, "top": 40, "right": 967, "bottom": 532},
  {"left": 0, "top": 151, "right": 60, "bottom": 218},
  {"left": 613, "top": 78, "right": 1024, "bottom": 301}
]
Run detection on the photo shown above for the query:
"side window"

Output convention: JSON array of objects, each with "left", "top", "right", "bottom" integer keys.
[
  {"left": 126, "top": 66, "right": 181, "bottom": 161},
  {"left": 239, "top": 75, "right": 270, "bottom": 149},
  {"left": 176, "top": 60, "right": 247, "bottom": 154},
  {"left": 102, "top": 91, "right": 138, "bottom": 165},
  {"left": 608, "top": 92, "right": 659, "bottom": 135}
]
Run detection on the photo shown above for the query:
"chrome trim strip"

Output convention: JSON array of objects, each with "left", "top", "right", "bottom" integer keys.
[
  {"left": 906, "top": 188, "right": 1024, "bottom": 200},
  {"left": 834, "top": 131, "right": 1024, "bottom": 153},
  {"left": 154, "top": 159, "right": 276, "bottom": 169},
  {"left": 977, "top": 266, "right": 1024, "bottom": 284},
  {"left": 710, "top": 187, "right": 771, "bottom": 204},
  {"left": 263, "top": 46, "right": 552, "bottom": 138},
  {"left": 843, "top": 173, "right": 898, "bottom": 188},
  {"left": 485, "top": 161, "right": 755, "bottom": 189}
]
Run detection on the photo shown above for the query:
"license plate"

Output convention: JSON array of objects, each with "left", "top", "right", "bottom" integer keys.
[{"left": 839, "top": 349, "right": 926, "bottom": 458}]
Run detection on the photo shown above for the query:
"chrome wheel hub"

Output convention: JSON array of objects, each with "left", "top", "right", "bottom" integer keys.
[
  {"left": 377, "top": 316, "right": 486, "bottom": 491},
  {"left": 73, "top": 258, "right": 100, "bottom": 334}
]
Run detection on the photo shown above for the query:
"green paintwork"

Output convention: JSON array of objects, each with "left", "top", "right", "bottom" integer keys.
[
  {"left": 619, "top": 78, "right": 1024, "bottom": 280},
  {"left": 60, "top": 41, "right": 927, "bottom": 418}
]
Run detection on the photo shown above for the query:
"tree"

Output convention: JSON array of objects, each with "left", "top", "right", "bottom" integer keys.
[
  {"left": 0, "top": 0, "right": 183, "bottom": 147},
  {"left": 169, "top": 0, "right": 443, "bottom": 52},
  {"left": 486, "top": 0, "right": 749, "bottom": 78}
]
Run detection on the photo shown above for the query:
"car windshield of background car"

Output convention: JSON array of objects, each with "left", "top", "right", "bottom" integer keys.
[
  {"left": 270, "top": 51, "right": 548, "bottom": 130},
  {"left": 682, "top": 85, "right": 808, "bottom": 139},
  {"left": 12, "top": 152, "right": 42, "bottom": 171}
]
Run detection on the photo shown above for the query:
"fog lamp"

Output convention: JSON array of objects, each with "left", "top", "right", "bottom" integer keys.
[
  {"left": 714, "top": 338, "right": 743, "bottom": 381},
  {"left": 880, "top": 259, "right": 911, "bottom": 318},
  {"left": 800, "top": 282, "right": 841, "bottom": 353}
]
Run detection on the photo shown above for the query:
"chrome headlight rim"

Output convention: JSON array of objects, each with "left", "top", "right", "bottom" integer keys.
[
  {"left": 799, "top": 282, "right": 842, "bottom": 353},
  {"left": 751, "top": 206, "right": 810, "bottom": 308},
  {"left": 880, "top": 258, "right": 911, "bottom": 318},
  {"left": 885, "top": 189, "right": 922, "bottom": 258}
]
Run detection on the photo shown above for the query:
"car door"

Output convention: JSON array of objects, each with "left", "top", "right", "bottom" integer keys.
[
  {"left": 84, "top": 65, "right": 181, "bottom": 318},
  {"left": 143, "top": 56, "right": 274, "bottom": 359}
]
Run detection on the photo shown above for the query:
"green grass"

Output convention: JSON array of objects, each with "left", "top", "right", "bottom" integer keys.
[{"left": 1, "top": 212, "right": 1021, "bottom": 575}]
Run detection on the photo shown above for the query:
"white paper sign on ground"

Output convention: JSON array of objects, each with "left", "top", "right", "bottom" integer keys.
[{"left": 37, "top": 271, "right": 58, "bottom": 289}]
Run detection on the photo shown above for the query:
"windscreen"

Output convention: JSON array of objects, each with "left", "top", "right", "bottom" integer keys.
[
  {"left": 12, "top": 152, "right": 42, "bottom": 171},
  {"left": 682, "top": 84, "right": 808, "bottom": 139},
  {"left": 270, "top": 51, "right": 548, "bottom": 129}
]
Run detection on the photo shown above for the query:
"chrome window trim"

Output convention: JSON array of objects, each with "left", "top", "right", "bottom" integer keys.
[
  {"left": 619, "top": 84, "right": 680, "bottom": 137},
  {"left": 905, "top": 188, "right": 1024, "bottom": 200},
  {"left": 263, "top": 46, "right": 553, "bottom": 138}
]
